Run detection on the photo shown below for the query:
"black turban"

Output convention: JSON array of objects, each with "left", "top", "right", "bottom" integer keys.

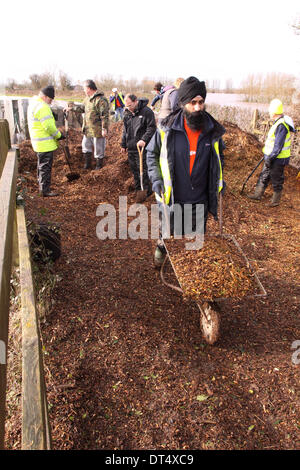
[
  {"left": 178, "top": 76, "right": 207, "bottom": 105},
  {"left": 41, "top": 86, "right": 55, "bottom": 99}
]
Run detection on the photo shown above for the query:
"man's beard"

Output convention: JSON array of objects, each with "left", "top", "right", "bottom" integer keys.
[{"left": 183, "top": 107, "right": 206, "bottom": 130}]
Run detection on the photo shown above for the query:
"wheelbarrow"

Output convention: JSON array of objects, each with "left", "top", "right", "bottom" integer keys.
[{"left": 159, "top": 193, "right": 267, "bottom": 344}]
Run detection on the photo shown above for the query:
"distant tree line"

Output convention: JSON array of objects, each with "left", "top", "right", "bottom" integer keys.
[
  {"left": 2, "top": 70, "right": 299, "bottom": 105},
  {"left": 241, "top": 72, "right": 298, "bottom": 105}
]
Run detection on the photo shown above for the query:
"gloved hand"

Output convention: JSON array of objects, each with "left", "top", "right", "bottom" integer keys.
[
  {"left": 152, "top": 180, "right": 165, "bottom": 196},
  {"left": 264, "top": 157, "right": 273, "bottom": 169},
  {"left": 58, "top": 133, "right": 66, "bottom": 140}
]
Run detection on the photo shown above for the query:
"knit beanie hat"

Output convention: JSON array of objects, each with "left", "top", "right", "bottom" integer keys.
[
  {"left": 178, "top": 76, "right": 207, "bottom": 105},
  {"left": 41, "top": 86, "right": 55, "bottom": 99}
]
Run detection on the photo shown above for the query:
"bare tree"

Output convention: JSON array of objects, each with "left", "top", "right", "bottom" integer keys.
[{"left": 58, "top": 71, "right": 73, "bottom": 91}]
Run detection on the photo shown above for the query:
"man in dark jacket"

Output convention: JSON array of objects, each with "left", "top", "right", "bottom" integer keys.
[
  {"left": 121, "top": 94, "right": 156, "bottom": 201},
  {"left": 146, "top": 76, "right": 225, "bottom": 268}
]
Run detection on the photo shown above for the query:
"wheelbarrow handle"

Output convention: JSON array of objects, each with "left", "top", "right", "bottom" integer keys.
[
  {"left": 219, "top": 192, "right": 223, "bottom": 236},
  {"left": 161, "top": 192, "right": 171, "bottom": 237},
  {"left": 137, "top": 144, "right": 144, "bottom": 191}
]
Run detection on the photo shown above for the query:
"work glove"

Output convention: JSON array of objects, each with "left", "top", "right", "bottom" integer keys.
[
  {"left": 152, "top": 180, "right": 165, "bottom": 197},
  {"left": 58, "top": 133, "right": 66, "bottom": 140},
  {"left": 264, "top": 157, "right": 273, "bottom": 169}
]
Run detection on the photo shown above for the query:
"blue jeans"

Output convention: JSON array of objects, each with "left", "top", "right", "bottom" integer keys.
[{"left": 115, "top": 107, "right": 124, "bottom": 121}]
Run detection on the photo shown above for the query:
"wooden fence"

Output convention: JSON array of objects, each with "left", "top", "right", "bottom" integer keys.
[{"left": 0, "top": 119, "right": 51, "bottom": 449}]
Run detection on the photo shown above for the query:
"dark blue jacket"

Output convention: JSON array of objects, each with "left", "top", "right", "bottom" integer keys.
[
  {"left": 146, "top": 110, "right": 225, "bottom": 218},
  {"left": 265, "top": 120, "right": 294, "bottom": 166}
]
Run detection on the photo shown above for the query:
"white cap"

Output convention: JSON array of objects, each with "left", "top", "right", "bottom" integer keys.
[{"left": 112, "top": 88, "right": 117, "bottom": 92}]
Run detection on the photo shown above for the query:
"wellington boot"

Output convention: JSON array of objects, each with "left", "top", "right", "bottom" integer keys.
[
  {"left": 247, "top": 185, "right": 265, "bottom": 201},
  {"left": 83, "top": 152, "right": 92, "bottom": 169},
  {"left": 95, "top": 158, "right": 103, "bottom": 170},
  {"left": 268, "top": 191, "right": 282, "bottom": 207}
]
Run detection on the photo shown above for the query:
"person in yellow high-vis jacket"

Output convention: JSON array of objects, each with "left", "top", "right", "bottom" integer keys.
[
  {"left": 27, "top": 86, "right": 65, "bottom": 197},
  {"left": 109, "top": 87, "right": 125, "bottom": 121},
  {"left": 248, "top": 98, "right": 295, "bottom": 207}
]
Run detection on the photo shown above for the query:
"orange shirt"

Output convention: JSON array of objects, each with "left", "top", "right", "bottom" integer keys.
[{"left": 184, "top": 118, "right": 202, "bottom": 175}]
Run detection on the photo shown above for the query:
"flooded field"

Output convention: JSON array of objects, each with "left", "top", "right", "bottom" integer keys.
[{"left": 206, "top": 93, "right": 269, "bottom": 111}]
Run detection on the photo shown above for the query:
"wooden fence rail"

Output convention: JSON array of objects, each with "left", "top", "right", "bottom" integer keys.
[
  {"left": 0, "top": 146, "right": 18, "bottom": 449},
  {"left": 17, "top": 207, "right": 52, "bottom": 449},
  {"left": 0, "top": 119, "right": 51, "bottom": 449}
]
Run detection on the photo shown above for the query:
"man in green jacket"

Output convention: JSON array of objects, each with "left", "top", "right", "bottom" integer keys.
[
  {"left": 27, "top": 86, "right": 64, "bottom": 197},
  {"left": 76, "top": 79, "right": 109, "bottom": 170}
]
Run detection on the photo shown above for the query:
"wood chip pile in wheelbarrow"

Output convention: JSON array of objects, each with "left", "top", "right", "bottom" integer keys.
[{"left": 165, "top": 235, "right": 258, "bottom": 302}]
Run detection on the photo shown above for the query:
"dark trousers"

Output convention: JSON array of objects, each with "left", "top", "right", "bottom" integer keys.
[
  {"left": 257, "top": 160, "right": 285, "bottom": 192},
  {"left": 37, "top": 151, "right": 53, "bottom": 194},
  {"left": 128, "top": 150, "right": 151, "bottom": 192}
]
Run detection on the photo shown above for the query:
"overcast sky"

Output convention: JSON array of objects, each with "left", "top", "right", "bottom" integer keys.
[{"left": 2, "top": 0, "right": 299, "bottom": 88}]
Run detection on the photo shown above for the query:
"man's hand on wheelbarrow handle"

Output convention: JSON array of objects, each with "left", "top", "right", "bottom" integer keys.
[{"left": 152, "top": 180, "right": 165, "bottom": 196}]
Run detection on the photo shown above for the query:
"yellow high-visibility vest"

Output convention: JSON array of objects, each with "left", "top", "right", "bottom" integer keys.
[
  {"left": 111, "top": 93, "right": 125, "bottom": 110},
  {"left": 27, "top": 97, "right": 61, "bottom": 152},
  {"left": 155, "top": 129, "right": 223, "bottom": 205},
  {"left": 263, "top": 117, "right": 291, "bottom": 159}
]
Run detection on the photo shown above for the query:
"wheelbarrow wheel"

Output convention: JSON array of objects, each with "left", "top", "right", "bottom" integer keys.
[{"left": 198, "top": 301, "right": 220, "bottom": 345}]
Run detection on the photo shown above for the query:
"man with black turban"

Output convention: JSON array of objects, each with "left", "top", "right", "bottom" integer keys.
[{"left": 146, "top": 76, "right": 226, "bottom": 268}]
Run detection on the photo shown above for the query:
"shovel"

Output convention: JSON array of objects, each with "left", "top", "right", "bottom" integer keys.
[
  {"left": 240, "top": 157, "right": 264, "bottom": 194},
  {"left": 136, "top": 144, "right": 148, "bottom": 202},
  {"left": 62, "top": 114, "right": 80, "bottom": 182}
]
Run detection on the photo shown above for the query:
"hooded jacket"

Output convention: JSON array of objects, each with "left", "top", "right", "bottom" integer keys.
[
  {"left": 150, "top": 85, "right": 174, "bottom": 108},
  {"left": 146, "top": 110, "right": 225, "bottom": 218},
  {"left": 121, "top": 98, "right": 156, "bottom": 151}
]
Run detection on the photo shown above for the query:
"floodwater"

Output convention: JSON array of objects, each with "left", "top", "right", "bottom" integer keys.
[{"left": 205, "top": 93, "right": 269, "bottom": 111}]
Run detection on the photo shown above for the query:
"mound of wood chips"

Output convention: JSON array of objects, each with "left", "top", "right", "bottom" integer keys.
[{"left": 165, "top": 235, "right": 258, "bottom": 301}]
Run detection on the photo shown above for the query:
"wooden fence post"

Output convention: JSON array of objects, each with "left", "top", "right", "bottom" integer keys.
[
  {"left": 251, "top": 109, "right": 258, "bottom": 131},
  {"left": 0, "top": 120, "right": 11, "bottom": 178}
]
